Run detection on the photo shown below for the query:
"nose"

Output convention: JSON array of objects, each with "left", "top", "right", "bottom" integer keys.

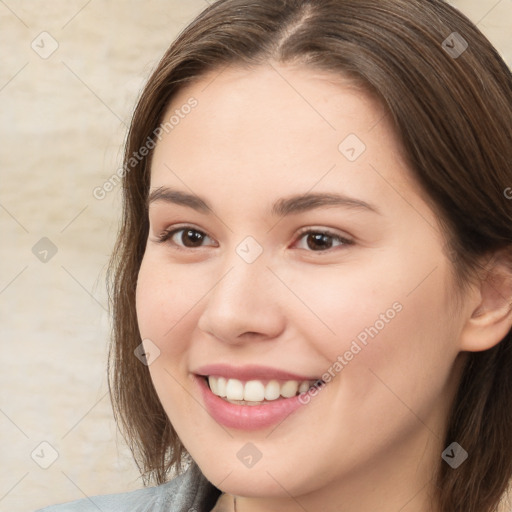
[{"left": 197, "top": 257, "right": 285, "bottom": 345}]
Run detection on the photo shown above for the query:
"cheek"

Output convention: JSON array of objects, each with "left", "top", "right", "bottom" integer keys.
[
  {"left": 277, "top": 261, "right": 402, "bottom": 364},
  {"left": 283, "top": 251, "right": 459, "bottom": 412},
  {"left": 135, "top": 255, "right": 204, "bottom": 420},
  {"left": 136, "top": 254, "right": 197, "bottom": 342},
  {"left": 135, "top": 254, "right": 204, "bottom": 376}
]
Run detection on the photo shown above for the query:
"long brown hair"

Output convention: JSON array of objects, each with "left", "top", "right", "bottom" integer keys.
[{"left": 107, "top": 1, "right": 512, "bottom": 511}]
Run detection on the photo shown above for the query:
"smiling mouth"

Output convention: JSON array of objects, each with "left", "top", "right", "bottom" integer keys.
[{"left": 204, "top": 375, "right": 323, "bottom": 405}]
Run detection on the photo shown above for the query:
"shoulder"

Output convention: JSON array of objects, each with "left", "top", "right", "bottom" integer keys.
[{"left": 35, "top": 462, "right": 221, "bottom": 512}]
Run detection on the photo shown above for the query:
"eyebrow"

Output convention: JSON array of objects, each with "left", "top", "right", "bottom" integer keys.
[
  {"left": 148, "top": 187, "right": 211, "bottom": 213},
  {"left": 147, "top": 186, "right": 380, "bottom": 216}
]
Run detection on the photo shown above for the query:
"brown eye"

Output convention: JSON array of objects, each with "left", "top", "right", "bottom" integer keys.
[
  {"left": 306, "top": 233, "right": 334, "bottom": 251},
  {"left": 177, "top": 229, "right": 207, "bottom": 247},
  {"left": 157, "top": 227, "right": 216, "bottom": 249},
  {"left": 295, "top": 230, "right": 353, "bottom": 252}
]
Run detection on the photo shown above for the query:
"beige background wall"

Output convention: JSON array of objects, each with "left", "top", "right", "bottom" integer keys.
[{"left": 0, "top": 1, "right": 510, "bottom": 511}]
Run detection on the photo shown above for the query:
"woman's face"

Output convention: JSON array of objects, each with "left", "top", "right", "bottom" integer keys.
[{"left": 136, "top": 64, "right": 469, "bottom": 508}]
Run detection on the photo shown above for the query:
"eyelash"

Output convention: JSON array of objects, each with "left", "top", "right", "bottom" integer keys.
[
  {"left": 156, "top": 225, "right": 353, "bottom": 253},
  {"left": 294, "top": 228, "right": 354, "bottom": 251}
]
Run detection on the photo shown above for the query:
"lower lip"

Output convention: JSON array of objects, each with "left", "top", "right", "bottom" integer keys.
[{"left": 196, "top": 376, "right": 307, "bottom": 430}]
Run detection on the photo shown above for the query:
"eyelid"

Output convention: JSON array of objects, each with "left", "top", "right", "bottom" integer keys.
[
  {"left": 292, "top": 226, "right": 354, "bottom": 251},
  {"left": 155, "top": 224, "right": 217, "bottom": 248},
  {"left": 155, "top": 224, "right": 354, "bottom": 253}
]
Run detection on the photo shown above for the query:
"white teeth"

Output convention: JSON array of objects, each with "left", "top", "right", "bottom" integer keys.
[
  {"left": 244, "top": 380, "right": 265, "bottom": 402},
  {"left": 209, "top": 376, "right": 219, "bottom": 395},
  {"left": 207, "top": 376, "right": 315, "bottom": 403},
  {"left": 217, "top": 377, "right": 227, "bottom": 397},
  {"left": 264, "top": 380, "right": 281, "bottom": 400},
  {"left": 226, "top": 378, "right": 244, "bottom": 400},
  {"left": 281, "top": 380, "right": 299, "bottom": 398},
  {"left": 298, "top": 381, "right": 310, "bottom": 393}
]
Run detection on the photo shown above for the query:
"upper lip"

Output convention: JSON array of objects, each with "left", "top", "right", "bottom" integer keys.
[{"left": 194, "top": 364, "right": 320, "bottom": 382}]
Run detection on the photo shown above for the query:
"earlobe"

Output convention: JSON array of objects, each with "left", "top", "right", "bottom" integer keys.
[{"left": 459, "top": 252, "right": 512, "bottom": 353}]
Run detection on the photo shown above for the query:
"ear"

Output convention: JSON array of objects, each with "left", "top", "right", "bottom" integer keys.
[{"left": 459, "top": 250, "right": 512, "bottom": 352}]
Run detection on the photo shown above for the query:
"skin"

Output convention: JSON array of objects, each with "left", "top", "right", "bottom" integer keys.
[{"left": 135, "top": 64, "right": 503, "bottom": 512}]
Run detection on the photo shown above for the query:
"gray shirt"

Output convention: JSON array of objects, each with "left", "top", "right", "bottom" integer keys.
[{"left": 35, "top": 463, "right": 222, "bottom": 512}]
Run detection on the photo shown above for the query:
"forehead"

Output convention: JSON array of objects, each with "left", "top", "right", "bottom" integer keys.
[
  {"left": 160, "top": 64, "right": 383, "bottom": 158},
  {"left": 149, "top": 63, "right": 431, "bottom": 225}
]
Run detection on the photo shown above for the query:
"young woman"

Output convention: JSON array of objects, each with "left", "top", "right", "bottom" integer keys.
[{"left": 38, "top": 0, "right": 512, "bottom": 511}]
